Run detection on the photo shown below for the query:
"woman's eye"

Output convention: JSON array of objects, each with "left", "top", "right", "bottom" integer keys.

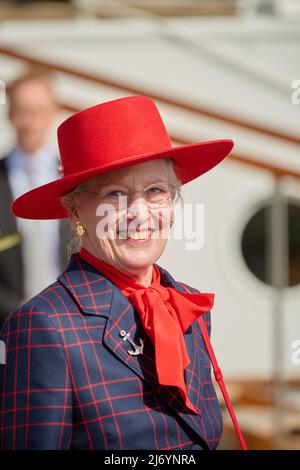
[
  {"left": 107, "top": 190, "right": 124, "bottom": 197},
  {"left": 147, "top": 187, "right": 164, "bottom": 194}
]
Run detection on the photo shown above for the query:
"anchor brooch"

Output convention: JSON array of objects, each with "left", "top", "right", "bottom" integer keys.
[{"left": 119, "top": 330, "right": 144, "bottom": 356}]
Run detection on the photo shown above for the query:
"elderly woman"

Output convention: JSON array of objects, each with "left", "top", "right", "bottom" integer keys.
[{"left": 0, "top": 96, "right": 245, "bottom": 450}]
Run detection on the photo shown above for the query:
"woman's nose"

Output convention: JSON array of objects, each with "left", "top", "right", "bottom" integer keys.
[{"left": 127, "top": 193, "right": 150, "bottom": 221}]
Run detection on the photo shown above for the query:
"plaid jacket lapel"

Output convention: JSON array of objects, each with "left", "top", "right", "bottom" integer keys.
[
  {"left": 58, "top": 254, "right": 208, "bottom": 442},
  {"left": 58, "top": 254, "right": 161, "bottom": 385}
]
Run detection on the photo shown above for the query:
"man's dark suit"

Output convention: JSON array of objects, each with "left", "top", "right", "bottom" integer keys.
[{"left": 0, "top": 157, "right": 70, "bottom": 326}]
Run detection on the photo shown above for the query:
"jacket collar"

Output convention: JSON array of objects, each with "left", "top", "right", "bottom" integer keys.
[
  {"left": 58, "top": 253, "right": 115, "bottom": 317},
  {"left": 58, "top": 253, "right": 180, "bottom": 316},
  {"left": 58, "top": 253, "right": 208, "bottom": 447}
]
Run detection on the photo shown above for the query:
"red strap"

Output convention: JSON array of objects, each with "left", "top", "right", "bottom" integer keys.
[{"left": 198, "top": 316, "right": 247, "bottom": 450}]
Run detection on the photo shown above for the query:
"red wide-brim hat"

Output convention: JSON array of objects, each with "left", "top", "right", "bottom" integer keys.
[{"left": 12, "top": 95, "right": 234, "bottom": 219}]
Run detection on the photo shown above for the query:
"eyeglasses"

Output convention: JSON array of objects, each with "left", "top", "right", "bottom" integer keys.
[{"left": 83, "top": 181, "right": 176, "bottom": 210}]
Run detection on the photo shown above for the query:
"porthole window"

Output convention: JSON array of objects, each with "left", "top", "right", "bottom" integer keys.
[{"left": 241, "top": 200, "right": 300, "bottom": 287}]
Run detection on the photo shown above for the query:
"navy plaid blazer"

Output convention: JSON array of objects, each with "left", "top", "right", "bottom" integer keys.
[{"left": 0, "top": 254, "right": 223, "bottom": 450}]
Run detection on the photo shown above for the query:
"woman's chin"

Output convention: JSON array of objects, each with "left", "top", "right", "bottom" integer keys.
[{"left": 116, "top": 250, "right": 158, "bottom": 271}]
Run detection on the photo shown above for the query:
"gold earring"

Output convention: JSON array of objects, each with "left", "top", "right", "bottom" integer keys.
[{"left": 76, "top": 221, "right": 86, "bottom": 236}]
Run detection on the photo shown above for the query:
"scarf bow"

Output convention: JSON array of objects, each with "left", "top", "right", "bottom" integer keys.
[{"left": 80, "top": 248, "right": 214, "bottom": 413}]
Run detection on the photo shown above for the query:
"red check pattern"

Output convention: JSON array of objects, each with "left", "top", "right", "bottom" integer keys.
[{"left": 0, "top": 254, "right": 223, "bottom": 449}]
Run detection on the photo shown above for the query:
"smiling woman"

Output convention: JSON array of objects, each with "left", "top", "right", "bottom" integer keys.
[
  {"left": 0, "top": 95, "right": 243, "bottom": 450},
  {"left": 60, "top": 158, "right": 182, "bottom": 271},
  {"left": 61, "top": 159, "right": 177, "bottom": 286}
]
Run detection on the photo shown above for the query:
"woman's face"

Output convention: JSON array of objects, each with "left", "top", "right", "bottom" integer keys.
[{"left": 72, "top": 160, "right": 175, "bottom": 278}]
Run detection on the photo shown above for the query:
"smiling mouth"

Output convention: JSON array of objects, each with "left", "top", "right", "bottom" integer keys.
[{"left": 117, "top": 229, "right": 152, "bottom": 240}]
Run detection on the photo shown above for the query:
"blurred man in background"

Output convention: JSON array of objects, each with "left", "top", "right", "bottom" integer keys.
[{"left": 0, "top": 73, "right": 68, "bottom": 326}]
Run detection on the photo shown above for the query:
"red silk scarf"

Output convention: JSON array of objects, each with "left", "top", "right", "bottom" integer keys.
[{"left": 79, "top": 247, "right": 214, "bottom": 413}]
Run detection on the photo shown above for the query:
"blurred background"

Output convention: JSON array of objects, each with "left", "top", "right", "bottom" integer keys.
[{"left": 0, "top": 0, "right": 300, "bottom": 450}]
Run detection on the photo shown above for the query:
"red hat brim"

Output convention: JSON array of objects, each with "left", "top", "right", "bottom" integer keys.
[{"left": 11, "top": 139, "right": 233, "bottom": 220}]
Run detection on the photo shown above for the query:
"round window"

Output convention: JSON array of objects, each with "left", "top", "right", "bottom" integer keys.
[{"left": 241, "top": 200, "right": 300, "bottom": 287}]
